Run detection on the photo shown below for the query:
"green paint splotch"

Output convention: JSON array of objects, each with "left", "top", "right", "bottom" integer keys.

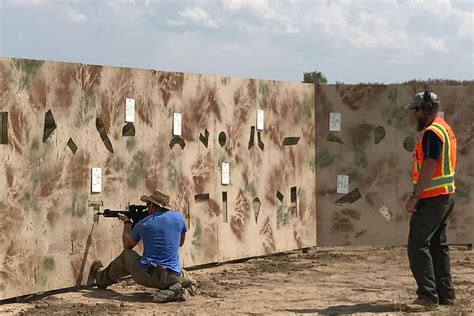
[
  {"left": 12, "top": 59, "right": 44, "bottom": 88},
  {"left": 74, "top": 91, "right": 96, "bottom": 128},
  {"left": 293, "top": 94, "right": 314, "bottom": 124},
  {"left": 43, "top": 257, "right": 55, "bottom": 271},
  {"left": 403, "top": 137, "right": 416, "bottom": 152},
  {"left": 191, "top": 216, "right": 203, "bottom": 249},
  {"left": 382, "top": 89, "right": 410, "bottom": 129},
  {"left": 126, "top": 138, "right": 137, "bottom": 152},
  {"left": 167, "top": 161, "right": 182, "bottom": 189},
  {"left": 258, "top": 81, "right": 270, "bottom": 109},
  {"left": 244, "top": 179, "right": 256, "bottom": 198},
  {"left": 315, "top": 149, "right": 334, "bottom": 170},
  {"left": 277, "top": 204, "right": 291, "bottom": 228},
  {"left": 26, "top": 137, "right": 52, "bottom": 200},
  {"left": 308, "top": 156, "right": 316, "bottom": 172},
  {"left": 350, "top": 124, "right": 372, "bottom": 168},
  {"left": 69, "top": 194, "right": 87, "bottom": 217},
  {"left": 221, "top": 77, "right": 230, "bottom": 85},
  {"left": 22, "top": 192, "right": 40, "bottom": 213},
  {"left": 248, "top": 79, "right": 257, "bottom": 100},
  {"left": 111, "top": 157, "right": 125, "bottom": 172},
  {"left": 127, "top": 151, "right": 148, "bottom": 189}
]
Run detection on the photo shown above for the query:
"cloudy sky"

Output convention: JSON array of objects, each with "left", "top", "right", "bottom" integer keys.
[{"left": 0, "top": 0, "right": 472, "bottom": 83}]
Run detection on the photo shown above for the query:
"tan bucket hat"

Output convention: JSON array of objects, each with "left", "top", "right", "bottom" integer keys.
[{"left": 140, "top": 189, "right": 170, "bottom": 207}]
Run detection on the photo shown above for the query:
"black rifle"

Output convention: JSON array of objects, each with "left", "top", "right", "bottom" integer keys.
[{"left": 97, "top": 204, "right": 148, "bottom": 228}]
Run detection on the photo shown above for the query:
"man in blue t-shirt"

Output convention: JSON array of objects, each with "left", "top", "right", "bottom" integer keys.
[{"left": 88, "top": 189, "right": 197, "bottom": 303}]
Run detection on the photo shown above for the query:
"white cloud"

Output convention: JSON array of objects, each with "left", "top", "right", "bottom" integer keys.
[
  {"left": 177, "top": 6, "right": 221, "bottom": 29},
  {"left": 2, "top": 0, "right": 472, "bottom": 82},
  {"left": 221, "top": 0, "right": 299, "bottom": 34},
  {"left": 67, "top": 8, "right": 86, "bottom": 22}
]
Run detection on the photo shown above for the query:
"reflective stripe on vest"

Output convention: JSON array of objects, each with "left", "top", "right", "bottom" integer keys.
[{"left": 429, "top": 123, "right": 452, "bottom": 176}]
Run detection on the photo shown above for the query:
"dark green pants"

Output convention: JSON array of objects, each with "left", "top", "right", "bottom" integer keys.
[{"left": 407, "top": 194, "right": 456, "bottom": 304}]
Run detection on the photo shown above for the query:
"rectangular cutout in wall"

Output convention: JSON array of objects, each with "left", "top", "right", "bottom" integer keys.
[
  {"left": 222, "top": 191, "right": 228, "bottom": 223},
  {"left": 290, "top": 186, "right": 297, "bottom": 216},
  {"left": 194, "top": 193, "right": 210, "bottom": 202},
  {"left": 0, "top": 112, "right": 8, "bottom": 145}
]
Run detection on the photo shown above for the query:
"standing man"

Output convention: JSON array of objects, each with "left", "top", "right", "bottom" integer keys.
[
  {"left": 404, "top": 91, "right": 457, "bottom": 312},
  {"left": 88, "top": 188, "right": 197, "bottom": 303}
]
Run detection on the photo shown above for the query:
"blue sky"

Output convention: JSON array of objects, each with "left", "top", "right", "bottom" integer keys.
[{"left": 0, "top": 0, "right": 472, "bottom": 83}]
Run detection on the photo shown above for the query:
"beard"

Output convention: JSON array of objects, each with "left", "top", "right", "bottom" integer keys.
[{"left": 417, "top": 116, "right": 428, "bottom": 131}]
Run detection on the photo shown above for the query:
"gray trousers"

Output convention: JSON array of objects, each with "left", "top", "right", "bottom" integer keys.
[
  {"left": 96, "top": 249, "right": 193, "bottom": 290},
  {"left": 407, "top": 194, "right": 456, "bottom": 304}
]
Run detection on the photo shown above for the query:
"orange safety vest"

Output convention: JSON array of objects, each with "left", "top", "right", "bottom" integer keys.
[{"left": 412, "top": 117, "right": 457, "bottom": 199}]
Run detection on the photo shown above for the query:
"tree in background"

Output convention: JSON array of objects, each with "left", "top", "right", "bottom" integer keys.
[{"left": 303, "top": 71, "right": 328, "bottom": 84}]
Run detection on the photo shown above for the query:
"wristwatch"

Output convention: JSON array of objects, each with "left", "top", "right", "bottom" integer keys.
[{"left": 124, "top": 220, "right": 133, "bottom": 225}]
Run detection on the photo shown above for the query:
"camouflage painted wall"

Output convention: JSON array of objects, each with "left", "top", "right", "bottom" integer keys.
[
  {"left": 316, "top": 84, "right": 474, "bottom": 246},
  {"left": 0, "top": 58, "right": 316, "bottom": 299}
]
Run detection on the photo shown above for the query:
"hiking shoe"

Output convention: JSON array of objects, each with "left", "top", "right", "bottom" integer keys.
[
  {"left": 152, "top": 283, "right": 182, "bottom": 303},
  {"left": 404, "top": 297, "right": 440, "bottom": 312},
  {"left": 439, "top": 298, "right": 455, "bottom": 305},
  {"left": 87, "top": 260, "right": 107, "bottom": 289}
]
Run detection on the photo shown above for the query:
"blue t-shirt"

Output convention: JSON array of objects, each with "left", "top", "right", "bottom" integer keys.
[
  {"left": 131, "top": 210, "right": 187, "bottom": 275},
  {"left": 422, "top": 130, "right": 442, "bottom": 161}
]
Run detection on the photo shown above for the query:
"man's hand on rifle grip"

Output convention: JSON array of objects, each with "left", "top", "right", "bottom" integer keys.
[{"left": 117, "top": 213, "right": 130, "bottom": 222}]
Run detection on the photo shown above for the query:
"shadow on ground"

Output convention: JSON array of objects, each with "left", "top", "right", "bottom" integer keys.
[
  {"left": 286, "top": 303, "right": 401, "bottom": 314},
  {"left": 82, "top": 288, "right": 153, "bottom": 303}
]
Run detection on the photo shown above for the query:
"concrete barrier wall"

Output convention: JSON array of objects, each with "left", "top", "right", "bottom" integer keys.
[{"left": 0, "top": 58, "right": 316, "bottom": 299}]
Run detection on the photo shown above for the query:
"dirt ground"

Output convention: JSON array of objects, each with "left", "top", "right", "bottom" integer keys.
[{"left": 0, "top": 246, "right": 473, "bottom": 315}]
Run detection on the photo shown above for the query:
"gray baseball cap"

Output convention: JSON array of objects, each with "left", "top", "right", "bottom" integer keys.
[{"left": 405, "top": 91, "right": 440, "bottom": 110}]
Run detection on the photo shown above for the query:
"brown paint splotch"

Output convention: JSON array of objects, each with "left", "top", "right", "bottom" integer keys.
[
  {"left": 293, "top": 228, "right": 303, "bottom": 248},
  {"left": 208, "top": 198, "right": 221, "bottom": 217},
  {"left": 0, "top": 208, "right": 24, "bottom": 245},
  {"left": 136, "top": 99, "right": 153, "bottom": 126},
  {"left": 182, "top": 88, "right": 221, "bottom": 142},
  {"left": 66, "top": 150, "right": 90, "bottom": 189},
  {"left": 5, "top": 164, "right": 14, "bottom": 187},
  {"left": 160, "top": 88, "right": 171, "bottom": 107},
  {"left": 191, "top": 153, "right": 212, "bottom": 193},
  {"left": 8, "top": 107, "right": 29, "bottom": 154},
  {"left": 337, "top": 85, "right": 386, "bottom": 111},
  {"left": 46, "top": 209, "right": 60, "bottom": 227},
  {"left": 176, "top": 177, "right": 192, "bottom": 216},
  {"left": 267, "top": 123, "right": 283, "bottom": 149},
  {"left": 265, "top": 166, "right": 284, "bottom": 206},
  {"left": 260, "top": 216, "right": 275, "bottom": 254},
  {"left": 28, "top": 77, "right": 48, "bottom": 111},
  {"left": 78, "top": 64, "right": 102, "bottom": 92},
  {"left": 230, "top": 189, "right": 251, "bottom": 241},
  {"left": 158, "top": 72, "right": 184, "bottom": 92},
  {"left": 54, "top": 64, "right": 75, "bottom": 110},
  {"left": 298, "top": 190, "right": 307, "bottom": 219},
  {"left": 40, "top": 164, "right": 63, "bottom": 197}
]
